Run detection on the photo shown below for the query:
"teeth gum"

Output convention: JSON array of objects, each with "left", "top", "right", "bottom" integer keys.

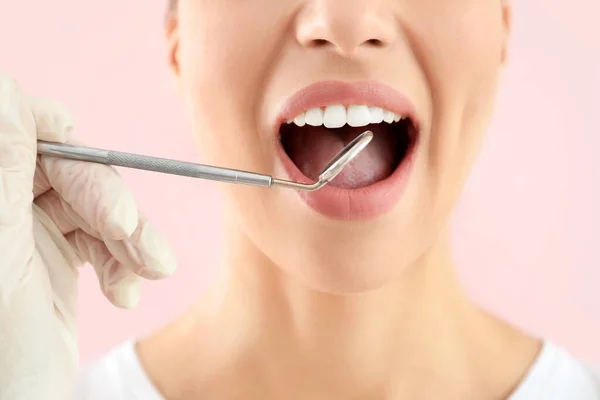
[{"left": 286, "top": 104, "right": 405, "bottom": 128}]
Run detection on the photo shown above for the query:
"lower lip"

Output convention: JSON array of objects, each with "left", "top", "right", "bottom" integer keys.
[{"left": 276, "top": 138, "right": 417, "bottom": 221}]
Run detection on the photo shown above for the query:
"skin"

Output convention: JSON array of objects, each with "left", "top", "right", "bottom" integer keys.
[{"left": 137, "top": 1, "right": 541, "bottom": 399}]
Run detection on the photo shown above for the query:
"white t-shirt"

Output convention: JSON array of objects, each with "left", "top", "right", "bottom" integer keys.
[{"left": 74, "top": 340, "right": 600, "bottom": 399}]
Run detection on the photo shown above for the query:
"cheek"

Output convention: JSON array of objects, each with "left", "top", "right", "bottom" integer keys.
[
  {"left": 448, "top": 9, "right": 504, "bottom": 168},
  {"left": 176, "top": 5, "right": 282, "bottom": 167},
  {"left": 414, "top": 2, "right": 504, "bottom": 97},
  {"left": 410, "top": 2, "right": 505, "bottom": 208},
  {"left": 424, "top": 6, "right": 503, "bottom": 121}
]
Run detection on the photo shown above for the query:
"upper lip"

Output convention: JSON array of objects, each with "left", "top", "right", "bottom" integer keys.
[{"left": 274, "top": 80, "right": 419, "bottom": 131}]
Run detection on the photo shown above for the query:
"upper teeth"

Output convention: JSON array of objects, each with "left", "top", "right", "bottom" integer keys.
[{"left": 287, "top": 105, "right": 404, "bottom": 128}]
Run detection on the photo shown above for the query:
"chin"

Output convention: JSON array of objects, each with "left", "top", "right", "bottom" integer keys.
[{"left": 259, "top": 212, "right": 432, "bottom": 295}]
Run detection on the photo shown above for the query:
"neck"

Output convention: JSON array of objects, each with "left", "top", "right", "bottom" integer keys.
[{"left": 181, "top": 226, "right": 536, "bottom": 399}]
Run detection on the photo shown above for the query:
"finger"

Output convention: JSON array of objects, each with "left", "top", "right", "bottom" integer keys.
[
  {"left": 66, "top": 229, "right": 142, "bottom": 309},
  {"left": 0, "top": 75, "right": 39, "bottom": 297},
  {"left": 0, "top": 74, "right": 37, "bottom": 222},
  {"left": 35, "top": 140, "right": 98, "bottom": 198},
  {"left": 28, "top": 96, "right": 74, "bottom": 143},
  {"left": 104, "top": 216, "right": 178, "bottom": 280},
  {"left": 37, "top": 155, "right": 139, "bottom": 240},
  {"left": 34, "top": 189, "right": 96, "bottom": 236},
  {"left": 29, "top": 95, "right": 74, "bottom": 197},
  {"left": 33, "top": 156, "right": 53, "bottom": 198},
  {"left": 35, "top": 189, "right": 177, "bottom": 280},
  {"left": 31, "top": 203, "right": 80, "bottom": 331}
]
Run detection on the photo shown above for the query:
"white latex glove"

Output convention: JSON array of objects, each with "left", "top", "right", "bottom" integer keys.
[{"left": 0, "top": 74, "right": 177, "bottom": 399}]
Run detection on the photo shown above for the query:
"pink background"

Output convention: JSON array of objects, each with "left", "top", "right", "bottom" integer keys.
[{"left": 1, "top": 1, "right": 599, "bottom": 364}]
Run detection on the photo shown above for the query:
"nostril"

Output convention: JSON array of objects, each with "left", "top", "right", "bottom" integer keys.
[
  {"left": 308, "top": 38, "right": 385, "bottom": 51},
  {"left": 365, "top": 39, "right": 385, "bottom": 47},
  {"left": 311, "top": 39, "right": 330, "bottom": 48}
]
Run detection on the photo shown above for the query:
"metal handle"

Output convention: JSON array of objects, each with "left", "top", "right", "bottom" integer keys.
[
  {"left": 105, "top": 150, "right": 272, "bottom": 186},
  {"left": 36, "top": 141, "right": 273, "bottom": 187}
]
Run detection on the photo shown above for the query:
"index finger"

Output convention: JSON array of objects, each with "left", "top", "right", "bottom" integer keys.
[{"left": 37, "top": 156, "right": 139, "bottom": 241}]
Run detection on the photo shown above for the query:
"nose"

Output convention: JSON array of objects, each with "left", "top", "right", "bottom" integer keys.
[{"left": 295, "top": 0, "right": 396, "bottom": 58}]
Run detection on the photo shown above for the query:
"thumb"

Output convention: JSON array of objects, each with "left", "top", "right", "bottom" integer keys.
[
  {"left": 0, "top": 74, "right": 37, "bottom": 213},
  {"left": 29, "top": 95, "right": 74, "bottom": 143},
  {"left": 0, "top": 74, "right": 73, "bottom": 303},
  {"left": 0, "top": 74, "right": 38, "bottom": 301},
  {"left": 0, "top": 75, "right": 74, "bottom": 218},
  {"left": 29, "top": 95, "right": 75, "bottom": 196}
]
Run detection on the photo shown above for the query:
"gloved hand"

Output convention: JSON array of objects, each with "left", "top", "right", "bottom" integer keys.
[{"left": 0, "top": 74, "right": 177, "bottom": 399}]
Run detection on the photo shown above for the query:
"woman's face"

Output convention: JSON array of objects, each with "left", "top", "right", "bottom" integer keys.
[{"left": 168, "top": 0, "right": 510, "bottom": 293}]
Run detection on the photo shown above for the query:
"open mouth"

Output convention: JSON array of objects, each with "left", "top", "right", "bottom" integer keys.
[{"left": 279, "top": 104, "right": 418, "bottom": 190}]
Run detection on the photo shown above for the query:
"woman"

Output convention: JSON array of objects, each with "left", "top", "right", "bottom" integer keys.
[{"left": 0, "top": 0, "right": 598, "bottom": 399}]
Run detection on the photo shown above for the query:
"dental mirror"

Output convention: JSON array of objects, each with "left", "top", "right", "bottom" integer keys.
[
  {"left": 36, "top": 130, "right": 373, "bottom": 192},
  {"left": 271, "top": 130, "right": 373, "bottom": 191}
]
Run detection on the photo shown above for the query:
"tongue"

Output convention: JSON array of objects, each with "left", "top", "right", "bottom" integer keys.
[{"left": 285, "top": 125, "right": 399, "bottom": 189}]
